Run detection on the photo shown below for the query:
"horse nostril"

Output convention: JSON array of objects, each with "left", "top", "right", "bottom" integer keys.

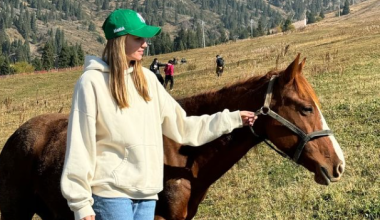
[{"left": 334, "top": 162, "right": 344, "bottom": 178}]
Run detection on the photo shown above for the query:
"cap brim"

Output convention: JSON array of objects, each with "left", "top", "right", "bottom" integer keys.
[{"left": 129, "top": 25, "right": 161, "bottom": 38}]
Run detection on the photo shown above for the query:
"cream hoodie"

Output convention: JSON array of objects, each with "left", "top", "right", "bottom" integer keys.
[{"left": 60, "top": 56, "right": 243, "bottom": 219}]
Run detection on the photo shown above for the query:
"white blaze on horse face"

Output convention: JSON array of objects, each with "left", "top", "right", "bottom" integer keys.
[{"left": 317, "top": 106, "right": 346, "bottom": 169}]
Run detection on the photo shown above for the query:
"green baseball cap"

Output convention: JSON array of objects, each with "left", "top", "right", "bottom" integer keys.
[{"left": 102, "top": 9, "right": 161, "bottom": 40}]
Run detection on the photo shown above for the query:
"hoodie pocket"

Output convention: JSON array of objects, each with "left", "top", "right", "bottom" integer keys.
[{"left": 112, "top": 144, "right": 161, "bottom": 190}]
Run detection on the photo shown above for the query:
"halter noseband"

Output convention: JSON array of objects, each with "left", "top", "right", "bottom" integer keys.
[{"left": 249, "top": 75, "right": 333, "bottom": 163}]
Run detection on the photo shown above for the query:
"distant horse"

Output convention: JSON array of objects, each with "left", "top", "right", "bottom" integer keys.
[{"left": 0, "top": 54, "right": 345, "bottom": 220}]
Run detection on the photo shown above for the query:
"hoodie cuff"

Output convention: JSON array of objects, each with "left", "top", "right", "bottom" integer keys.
[
  {"left": 229, "top": 110, "right": 243, "bottom": 129},
  {"left": 75, "top": 204, "right": 95, "bottom": 220}
]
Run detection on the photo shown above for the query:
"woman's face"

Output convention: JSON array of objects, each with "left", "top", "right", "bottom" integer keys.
[{"left": 125, "top": 35, "right": 147, "bottom": 61}]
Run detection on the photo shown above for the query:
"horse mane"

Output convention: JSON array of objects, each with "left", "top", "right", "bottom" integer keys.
[
  {"left": 178, "top": 67, "right": 320, "bottom": 112},
  {"left": 178, "top": 74, "right": 269, "bottom": 112}
]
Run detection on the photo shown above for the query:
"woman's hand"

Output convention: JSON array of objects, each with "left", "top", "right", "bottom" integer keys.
[
  {"left": 81, "top": 216, "right": 95, "bottom": 220},
  {"left": 240, "top": 111, "right": 258, "bottom": 126}
]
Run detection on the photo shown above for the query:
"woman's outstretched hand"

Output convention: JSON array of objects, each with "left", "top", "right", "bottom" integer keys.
[{"left": 240, "top": 111, "right": 258, "bottom": 126}]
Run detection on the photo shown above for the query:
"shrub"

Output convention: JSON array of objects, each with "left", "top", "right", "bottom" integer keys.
[{"left": 12, "top": 62, "right": 35, "bottom": 74}]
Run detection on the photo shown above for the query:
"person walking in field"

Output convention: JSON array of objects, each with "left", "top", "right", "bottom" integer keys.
[
  {"left": 60, "top": 8, "right": 257, "bottom": 220},
  {"left": 164, "top": 60, "right": 174, "bottom": 91},
  {"left": 215, "top": 55, "right": 225, "bottom": 77},
  {"left": 149, "top": 58, "right": 165, "bottom": 85}
]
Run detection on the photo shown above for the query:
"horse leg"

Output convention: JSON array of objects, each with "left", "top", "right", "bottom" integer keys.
[
  {"left": 184, "top": 189, "right": 209, "bottom": 220},
  {"left": 0, "top": 137, "right": 36, "bottom": 220},
  {"left": 155, "top": 178, "right": 191, "bottom": 220},
  {"left": 33, "top": 193, "right": 73, "bottom": 220},
  {"left": 1, "top": 212, "right": 34, "bottom": 220},
  {"left": 0, "top": 192, "right": 36, "bottom": 220},
  {"left": 33, "top": 195, "right": 56, "bottom": 220}
]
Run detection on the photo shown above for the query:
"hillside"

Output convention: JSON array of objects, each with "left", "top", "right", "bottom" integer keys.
[
  {"left": 0, "top": 0, "right": 366, "bottom": 61},
  {"left": 0, "top": 0, "right": 380, "bottom": 219}
]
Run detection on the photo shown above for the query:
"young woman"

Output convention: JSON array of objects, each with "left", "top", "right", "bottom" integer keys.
[{"left": 60, "top": 9, "right": 257, "bottom": 220}]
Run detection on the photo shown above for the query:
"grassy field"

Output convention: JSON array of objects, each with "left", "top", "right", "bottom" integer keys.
[{"left": 1, "top": 0, "right": 379, "bottom": 219}]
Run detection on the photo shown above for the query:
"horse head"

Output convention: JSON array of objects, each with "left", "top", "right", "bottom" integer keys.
[{"left": 254, "top": 54, "right": 345, "bottom": 185}]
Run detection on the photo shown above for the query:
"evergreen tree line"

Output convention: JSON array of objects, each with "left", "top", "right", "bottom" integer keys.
[
  {"left": 137, "top": 0, "right": 283, "bottom": 47},
  {"left": 0, "top": 27, "right": 84, "bottom": 75},
  {"left": 269, "top": 0, "right": 351, "bottom": 23},
  {"left": 0, "top": 0, "right": 353, "bottom": 74},
  {"left": 1, "top": 0, "right": 83, "bottom": 25},
  {"left": 147, "top": 22, "right": 268, "bottom": 56},
  {"left": 31, "top": 28, "right": 85, "bottom": 72}
]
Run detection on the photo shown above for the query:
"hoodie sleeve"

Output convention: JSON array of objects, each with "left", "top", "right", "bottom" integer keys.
[
  {"left": 61, "top": 73, "right": 97, "bottom": 220},
  {"left": 160, "top": 91, "right": 243, "bottom": 146}
]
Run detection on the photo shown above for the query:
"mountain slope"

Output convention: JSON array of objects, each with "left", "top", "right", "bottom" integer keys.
[{"left": 0, "top": 0, "right": 365, "bottom": 61}]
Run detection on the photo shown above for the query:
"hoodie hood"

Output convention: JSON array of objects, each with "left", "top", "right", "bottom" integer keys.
[
  {"left": 84, "top": 55, "right": 135, "bottom": 74},
  {"left": 84, "top": 55, "right": 110, "bottom": 73}
]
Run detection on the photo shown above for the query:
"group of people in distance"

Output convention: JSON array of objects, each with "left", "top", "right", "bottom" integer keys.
[
  {"left": 149, "top": 58, "right": 174, "bottom": 91},
  {"left": 149, "top": 55, "right": 225, "bottom": 91}
]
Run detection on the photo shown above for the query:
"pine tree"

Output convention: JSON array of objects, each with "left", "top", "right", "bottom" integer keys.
[
  {"left": 0, "top": 58, "right": 13, "bottom": 75},
  {"left": 32, "top": 57, "right": 43, "bottom": 71},
  {"left": 174, "top": 6, "right": 178, "bottom": 23},
  {"left": 0, "top": 29, "right": 9, "bottom": 49},
  {"left": 173, "top": 28, "right": 186, "bottom": 51},
  {"left": 342, "top": 0, "right": 350, "bottom": 15},
  {"left": 257, "top": 20, "right": 265, "bottom": 36},
  {"left": 31, "top": 12, "right": 37, "bottom": 32},
  {"left": 41, "top": 41, "right": 55, "bottom": 70},
  {"left": 307, "top": 11, "right": 316, "bottom": 24},
  {"left": 58, "top": 44, "right": 70, "bottom": 68},
  {"left": 88, "top": 22, "right": 96, "bottom": 31},
  {"left": 76, "top": 43, "right": 85, "bottom": 65},
  {"left": 282, "top": 18, "right": 293, "bottom": 32},
  {"left": 69, "top": 48, "right": 79, "bottom": 67},
  {"left": 217, "top": 25, "right": 227, "bottom": 43},
  {"left": 162, "top": 0, "right": 167, "bottom": 21},
  {"left": 55, "top": 28, "right": 65, "bottom": 54},
  {"left": 102, "top": 0, "right": 109, "bottom": 10},
  {"left": 132, "top": 0, "right": 139, "bottom": 11},
  {"left": 196, "top": 24, "right": 203, "bottom": 48},
  {"left": 320, "top": 10, "right": 325, "bottom": 19}
]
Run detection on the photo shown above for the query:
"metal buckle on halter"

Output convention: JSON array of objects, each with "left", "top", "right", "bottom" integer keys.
[{"left": 260, "top": 107, "right": 270, "bottom": 115}]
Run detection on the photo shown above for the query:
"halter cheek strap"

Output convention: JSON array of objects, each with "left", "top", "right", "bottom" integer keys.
[{"left": 250, "top": 75, "right": 333, "bottom": 163}]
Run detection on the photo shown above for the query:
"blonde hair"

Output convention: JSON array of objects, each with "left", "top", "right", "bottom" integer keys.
[{"left": 102, "top": 35, "right": 151, "bottom": 108}]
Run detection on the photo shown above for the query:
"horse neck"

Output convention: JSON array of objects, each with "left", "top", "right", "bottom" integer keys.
[
  {"left": 178, "top": 75, "right": 269, "bottom": 187},
  {"left": 178, "top": 76, "right": 267, "bottom": 115}
]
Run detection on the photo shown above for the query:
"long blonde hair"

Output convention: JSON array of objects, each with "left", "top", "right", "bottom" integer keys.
[{"left": 102, "top": 35, "right": 151, "bottom": 108}]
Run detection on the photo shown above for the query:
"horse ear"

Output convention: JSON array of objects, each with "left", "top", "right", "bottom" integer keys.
[
  {"left": 299, "top": 57, "right": 307, "bottom": 73},
  {"left": 281, "top": 53, "right": 301, "bottom": 84}
]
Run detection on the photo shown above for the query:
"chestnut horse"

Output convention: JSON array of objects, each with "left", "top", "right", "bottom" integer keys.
[{"left": 0, "top": 55, "right": 345, "bottom": 220}]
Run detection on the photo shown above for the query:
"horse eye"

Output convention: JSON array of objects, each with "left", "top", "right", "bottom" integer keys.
[{"left": 301, "top": 106, "right": 313, "bottom": 115}]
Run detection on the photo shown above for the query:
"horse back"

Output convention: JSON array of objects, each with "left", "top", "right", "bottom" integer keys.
[{"left": 0, "top": 113, "right": 73, "bottom": 219}]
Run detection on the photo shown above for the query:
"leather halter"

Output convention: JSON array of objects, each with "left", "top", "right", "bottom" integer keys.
[{"left": 249, "top": 75, "right": 333, "bottom": 163}]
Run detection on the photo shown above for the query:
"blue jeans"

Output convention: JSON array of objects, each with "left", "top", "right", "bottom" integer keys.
[{"left": 92, "top": 194, "right": 156, "bottom": 220}]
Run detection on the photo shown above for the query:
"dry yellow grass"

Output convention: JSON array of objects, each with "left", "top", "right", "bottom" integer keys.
[{"left": 1, "top": 0, "right": 379, "bottom": 219}]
